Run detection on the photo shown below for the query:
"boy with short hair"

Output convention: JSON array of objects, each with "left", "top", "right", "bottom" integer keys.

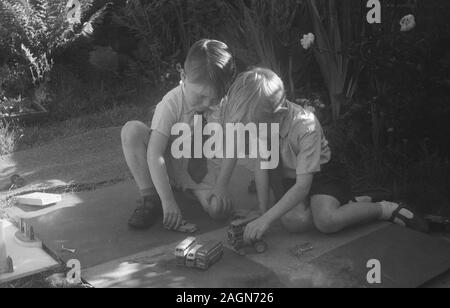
[{"left": 121, "top": 39, "right": 237, "bottom": 230}]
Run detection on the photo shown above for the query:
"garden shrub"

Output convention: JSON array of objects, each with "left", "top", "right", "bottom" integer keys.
[{"left": 0, "top": 0, "right": 111, "bottom": 118}]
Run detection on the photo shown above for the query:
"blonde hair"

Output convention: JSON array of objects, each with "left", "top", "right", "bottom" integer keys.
[{"left": 222, "top": 67, "right": 285, "bottom": 124}]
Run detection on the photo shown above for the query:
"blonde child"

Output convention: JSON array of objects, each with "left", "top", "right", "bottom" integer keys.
[{"left": 222, "top": 68, "right": 429, "bottom": 242}]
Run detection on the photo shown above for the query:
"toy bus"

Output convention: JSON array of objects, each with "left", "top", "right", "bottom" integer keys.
[
  {"left": 174, "top": 237, "right": 223, "bottom": 270},
  {"left": 195, "top": 240, "right": 224, "bottom": 270},
  {"left": 186, "top": 244, "right": 203, "bottom": 268},
  {"left": 175, "top": 236, "right": 197, "bottom": 266}
]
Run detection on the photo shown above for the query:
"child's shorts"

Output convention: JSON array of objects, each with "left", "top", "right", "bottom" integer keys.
[{"left": 277, "top": 160, "right": 353, "bottom": 205}]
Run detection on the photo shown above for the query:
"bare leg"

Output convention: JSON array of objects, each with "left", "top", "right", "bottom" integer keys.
[
  {"left": 122, "top": 121, "right": 164, "bottom": 229},
  {"left": 310, "top": 195, "right": 382, "bottom": 234},
  {"left": 192, "top": 189, "right": 230, "bottom": 220},
  {"left": 121, "top": 121, "right": 155, "bottom": 192},
  {"left": 281, "top": 202, "right": 314, "bottom": 233}
]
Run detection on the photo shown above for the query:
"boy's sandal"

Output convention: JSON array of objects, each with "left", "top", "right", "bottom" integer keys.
[
  {"left": 128, "top": 197, "right": 162, "bottom": 230},
  {"left": 389, "top": 203, "right": 430, "bottom": 233}
]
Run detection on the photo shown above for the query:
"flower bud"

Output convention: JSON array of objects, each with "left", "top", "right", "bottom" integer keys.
[
  {"left": 301, "top": 33, "right": 315, "bottom": 50},
  {"left": 400, "top": 14, "right": 416, "bottom": 32}
]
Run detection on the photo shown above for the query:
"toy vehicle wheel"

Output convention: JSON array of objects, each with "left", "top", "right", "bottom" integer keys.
[{"left": 253, "top": 241, "right": 267, "bottom": 253}]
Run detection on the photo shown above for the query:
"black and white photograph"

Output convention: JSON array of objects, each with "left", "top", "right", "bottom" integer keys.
[{"left": 0, "top": 0, "right": 450, "bottom": 292}]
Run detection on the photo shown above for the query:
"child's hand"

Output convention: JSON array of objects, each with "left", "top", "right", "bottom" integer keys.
[
  {"left": 244, "top": 216, "right": 270, "bottom": 242},
  {"left": 207, "top": 185, "right": 233, "bottom": 215},
  {"left": 162, "top": 200, "right": 183, "bottom": 230}
]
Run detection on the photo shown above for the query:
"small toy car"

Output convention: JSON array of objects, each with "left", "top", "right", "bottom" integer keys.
[
  {"left": 166, "top": 220, "right": 198, "bottom": 234},
  {"left": 228, "top": 211, "right": 267, "bottom": 255}
]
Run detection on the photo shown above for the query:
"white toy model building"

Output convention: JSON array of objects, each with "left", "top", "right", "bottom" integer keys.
[
  {"left": 0, "top": 220, "right": 14, "bottom": 274},
  {"left": 15, "top": 193, "right": 62, "bottom": 207}
]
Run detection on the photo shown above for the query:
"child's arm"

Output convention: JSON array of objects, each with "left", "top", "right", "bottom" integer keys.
[
  {"left": 206, "top": 121, "right": 240, "bottom": 214},
  {"left": 264, "top": 174, "right": 313, "bottom": 223},
  {"left": 148, "top": 130, "right": 182, "bottom": 230},
  {"left": 254, "top": 167, "right": 270, "bottom": 214},
  {"left": 244, "top": 173, "right": 313, "bottom": 241}
]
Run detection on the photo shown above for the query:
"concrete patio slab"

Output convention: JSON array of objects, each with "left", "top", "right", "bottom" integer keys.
[
  {"left": 83, "top": 222, "right": 450, "bottom": 288},
  {"left": 309, "top": 225, "right": 450, "bottom": 288},
  {"left": 82, "top": 222, "right": 388, "bottom": 288},
  {"left": 9, "top": 164, "right": 450, "bottom": 288},
  {"left": 14, "top": 166, "right": 259, "bottom": 270}
]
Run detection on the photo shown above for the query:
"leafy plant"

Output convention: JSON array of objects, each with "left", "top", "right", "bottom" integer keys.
[
  {"left": 0, "top": 120, "right": 23, "bottom": 155},
  {"left": 306, "top": 0, "right": 363, "bottom": 123},
  {"left": 221, "top": 0, "right": 281, "bottom": 74},
  {"left": 113, "top": 0, "right": 229, "bottom": 89},
  {"left": 0, "top": 0, "right": 111, "bottom": 55},
  {"left": 0, "top": 0, "right": 111, "bottom": 110},
  {"left": 343, "top": 0, "right": 450, "bottom": 155},
  {"left": 0, "top": 63, "right": 30, "bottom": 98},
  {"left": 220, "top": 0, "right": 308, "bottom": 97}
]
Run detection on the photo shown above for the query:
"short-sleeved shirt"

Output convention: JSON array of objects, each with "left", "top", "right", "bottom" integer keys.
[
  {"left": 150, "top": 85, "right": 222, "bottom": 190},
  {"left": 151, "top": 85, "right": 221, "bottom": 141},
  {"left": 279, "top": 101, "right": 331, "bottom": 179}
]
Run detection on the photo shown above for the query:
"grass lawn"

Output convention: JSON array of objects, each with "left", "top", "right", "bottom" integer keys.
[
  {"left": 0, "top": 98, "right": 154, "bottom": 214},
  {"left": 1, "top": 83, "right": 166, "bottom": 156},
  {"left": 13, "top": 103, "right": 151, "bottom": 154}
]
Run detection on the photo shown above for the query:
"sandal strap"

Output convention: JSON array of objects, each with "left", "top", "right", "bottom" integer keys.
[{"left": 389, "top": 205, "right": 404, "bottom": 223}]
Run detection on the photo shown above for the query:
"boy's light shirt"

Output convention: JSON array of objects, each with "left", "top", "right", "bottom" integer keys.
[
  {"left": 278, "top": 101, "right": 331, "bottom": 178},
  {"left": 151, "top": 85, "right": 222, "bottom": 141},
  {"left": 150, "top": 85, "right": 222, "bottom": 191}
]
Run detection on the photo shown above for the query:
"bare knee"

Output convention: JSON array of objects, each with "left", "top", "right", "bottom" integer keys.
[
  {"left": 313, "top": 213, "right": 342, "bottom": 234},
  {"left": 206, "top": 197, "right": 228, "bottom": 221},
  {"left": 281, "top": 209, "right": 312, "bottom": 233},
  {"left": 121, "top": 121, "right": 148, "bottom": 145},
  {"left": 194, "top": 190, "right": 230, "bottom": 221}
]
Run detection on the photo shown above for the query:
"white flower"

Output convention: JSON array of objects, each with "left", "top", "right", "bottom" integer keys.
[
  {"left": 400, "top": 14, "right": 416, "bottom": 32},
  {"left": 301, "top": 33, "right": 315, "bottom": 50},
  {"left": 66, "top": 0, "right": 82, "bottom": 24}
]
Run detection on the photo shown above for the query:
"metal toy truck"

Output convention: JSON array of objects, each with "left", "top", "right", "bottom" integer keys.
[
  {"left": 174, "top": 237, "right": 224, "bottom": 270},
  {"left": 195, "top": 240, "right": 224, "bottom": 270},
  {"left": 185, "top": 243, "right": 203, "bottom": 268},
  {"left": 175, "top": 236, "right": 197, "bottom": 266},
  {"left": 228, "top": 211, "right": 267, "bottom": 255}
]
